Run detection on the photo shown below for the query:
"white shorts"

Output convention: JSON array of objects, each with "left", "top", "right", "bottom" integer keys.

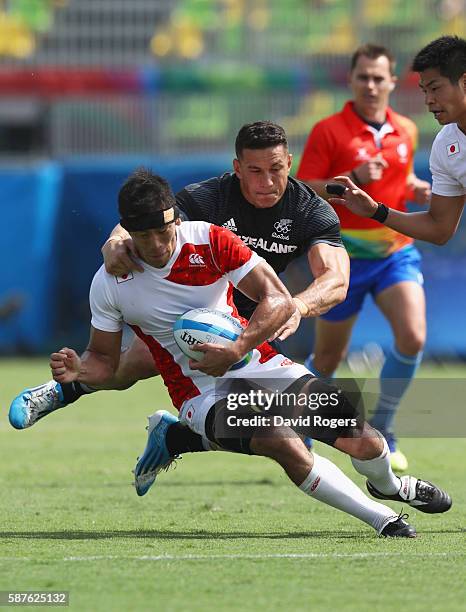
[{"left": 179, "top": 355, "right": 311, "bottom": 438}]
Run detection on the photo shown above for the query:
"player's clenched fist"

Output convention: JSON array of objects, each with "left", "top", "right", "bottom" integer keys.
[{"left": 50, "top": 347, "right": 81, "bottom": 383}]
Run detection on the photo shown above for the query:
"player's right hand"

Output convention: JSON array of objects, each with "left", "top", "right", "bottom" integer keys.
[
  {"left": 102, "top": 235, "right": 144, "bottom": 276},
  {"left": 328, "top": 175, "right": 379, "bottom": 218},
  {"left": 354, "top": 154, "right": 388, "bottom": 184},
  {"left": 50, "top": 347, "right": 81, "bottom": 383},
  {"left": 189, "top": 343, "right": 242, "bottom": 377}
]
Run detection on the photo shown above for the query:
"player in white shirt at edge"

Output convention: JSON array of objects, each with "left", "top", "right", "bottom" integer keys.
[
  {"left": 49, "top": 168, "right": 450, "bottom": 537},
  {"left": 327, "top": 36, "right": 466, "bottom": 243}
]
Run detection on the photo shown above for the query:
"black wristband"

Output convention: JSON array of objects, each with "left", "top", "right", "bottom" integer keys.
[
  {"left": 371, "top": 202, "right": 390, "bottom": 224},
  {"left": 350, "top": 169, "right": 361, "bottom": 185}
]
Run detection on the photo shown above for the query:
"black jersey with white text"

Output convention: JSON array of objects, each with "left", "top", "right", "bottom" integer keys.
[{"left": 176, "top": 172, "right": 343, "bottom": 318}]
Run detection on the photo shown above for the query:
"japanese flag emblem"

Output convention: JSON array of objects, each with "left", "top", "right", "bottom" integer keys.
[
  {"left": 116, "top": 271, "right": 134, "bottom": 283},
  {"left": 447, "top": 141, "right": 460, "bottom": 156}
]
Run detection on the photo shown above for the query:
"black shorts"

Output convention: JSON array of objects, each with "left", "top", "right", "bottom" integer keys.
[{"left": 203, "top": 375, "right": 365, "bottom": 453}]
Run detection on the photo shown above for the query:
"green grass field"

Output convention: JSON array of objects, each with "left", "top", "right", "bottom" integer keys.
[{"left": 0, "top": 358, "right": 465, "bottom": 611}]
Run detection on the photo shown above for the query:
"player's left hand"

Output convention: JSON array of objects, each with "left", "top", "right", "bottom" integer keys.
[
  {"left": 189, "top": 343, "right": 242, "bottom": 377},
  {"left": 412, "top": 179, "right": 432, "bottom": 205},
  {"left": 269, "top": 308, "right": 301, "bottom": 341}
]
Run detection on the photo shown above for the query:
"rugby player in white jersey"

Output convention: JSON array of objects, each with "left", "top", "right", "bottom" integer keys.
[
  {"left": 49, "top": 168, "right": 451, "bottom": 537},
  {"left": 324, "top": 36, "right": 466, "bottom": 243}
]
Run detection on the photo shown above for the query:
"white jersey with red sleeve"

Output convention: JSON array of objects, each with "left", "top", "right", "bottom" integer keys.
[{"left": 90, "top": 221, "right": 309, "bottom": 411}]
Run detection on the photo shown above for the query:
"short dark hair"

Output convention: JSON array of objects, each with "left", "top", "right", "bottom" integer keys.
[
  {"left": 235, "top": 121, "right": 288, "bottom": 158},
  {"left": 118, "top": 167, "right": 177, "bottom": 224},
  {"left": 350, "top": 43, "right": 396, "bottom": 75},
  {"left": 412, "top": 35, "right": 466, "bottom": 83}
]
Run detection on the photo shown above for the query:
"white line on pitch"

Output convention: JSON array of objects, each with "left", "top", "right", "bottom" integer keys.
[
  {"left": 1, "top": 552, "right": 463, "bottom": 563},
  {"left": 62, "top": 552, "right": 463, "bottom": 562}
]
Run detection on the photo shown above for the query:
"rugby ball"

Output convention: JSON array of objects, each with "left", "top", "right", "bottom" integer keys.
[{"left": 173, "top": 308, "right": 252, "bottom": 370}]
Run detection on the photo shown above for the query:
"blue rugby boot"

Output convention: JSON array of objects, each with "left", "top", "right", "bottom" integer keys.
[
  {"left": 133, "top": 410, "right": 179, "bottom": 497},
  {"left": 9, "top": 380, "right": 66, "bottom": 429}
]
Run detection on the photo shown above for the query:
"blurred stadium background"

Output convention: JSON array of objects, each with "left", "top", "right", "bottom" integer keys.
[{"left": 1, "top": 0, "right": 466, "bottom": 362}]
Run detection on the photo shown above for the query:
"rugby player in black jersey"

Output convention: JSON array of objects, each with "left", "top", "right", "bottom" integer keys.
[{"left": 9, "top": 122, "right": 452, "bottom": 523}]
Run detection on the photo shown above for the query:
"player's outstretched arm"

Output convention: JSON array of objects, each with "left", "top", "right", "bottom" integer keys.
[
  {"left": 50, "top": 327, "right": 123, "bottom": 387},
  {"left": 329, "top": 176, "right": 465, "bottom": 245}
]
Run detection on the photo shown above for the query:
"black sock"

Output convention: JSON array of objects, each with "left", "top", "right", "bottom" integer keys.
[
  {"left": 60, "top": 382, "right": 91, "bottom": 404},
  {"left": 166, "top": 422, "right": 206, "bottom": 455}
]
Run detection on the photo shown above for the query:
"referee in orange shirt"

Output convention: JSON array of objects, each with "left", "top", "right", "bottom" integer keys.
[{"left": 297, "top": 44, "right": 431, "bottom": 472}]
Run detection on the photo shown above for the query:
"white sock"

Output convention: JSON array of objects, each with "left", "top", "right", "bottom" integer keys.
[
  {"left": 300, "top": 453, "right": 396, "bottom": 534},
  {"left": 351, "top": 437, "right": 401, "bottom": 495}
]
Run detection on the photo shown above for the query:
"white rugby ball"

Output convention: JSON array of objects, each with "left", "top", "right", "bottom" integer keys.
[{"left": 173, "top": 308, "right": 252, "bottom": 370}]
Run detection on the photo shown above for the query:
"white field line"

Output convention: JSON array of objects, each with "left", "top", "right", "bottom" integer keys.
[
  {"left": 0, "top": 552, "right": 463, "bottom": 563},
  {"left": 62, "top": 552, "right": 464, "bottom": 562}
]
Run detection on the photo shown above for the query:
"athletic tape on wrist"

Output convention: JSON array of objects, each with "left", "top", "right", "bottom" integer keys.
[{"left": 294, "top": 297, "right": 310, "bottom": 317}]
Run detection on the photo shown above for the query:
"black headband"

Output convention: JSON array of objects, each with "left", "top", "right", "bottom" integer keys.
[{"left": 120, "top": 205, "right": 178, "bottom": 232}]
